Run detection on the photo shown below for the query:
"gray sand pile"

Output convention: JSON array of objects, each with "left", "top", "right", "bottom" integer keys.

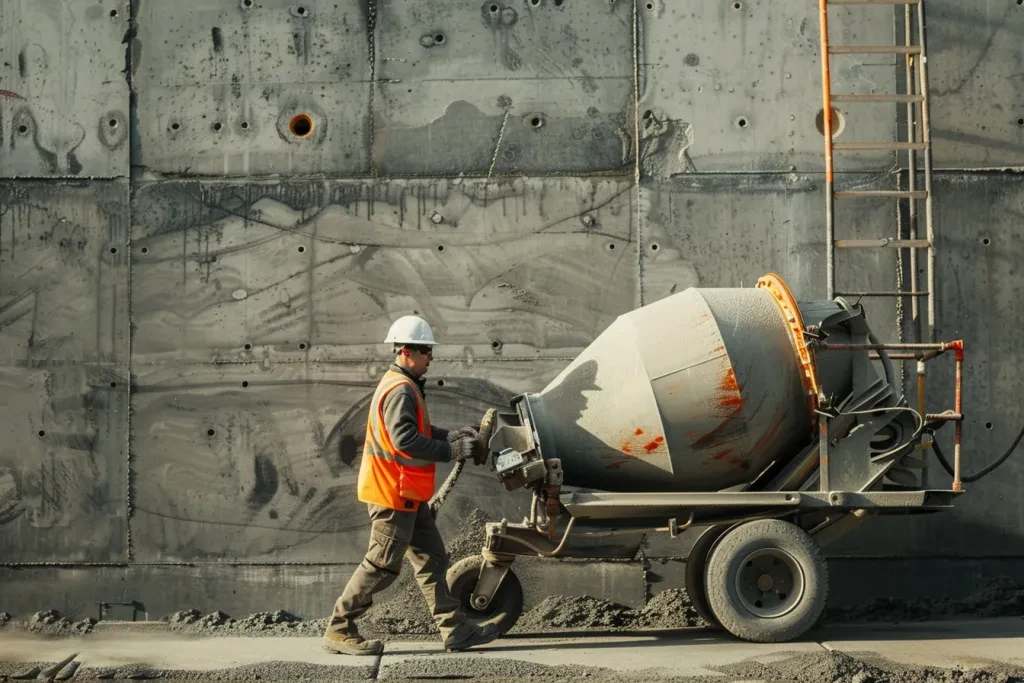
[
  {"left": 379, "top": 655, "right": 612, "bottom": 681},
  {"left": 3, "top": 610, "right": 98, "bottom": 637},
  {"left": 708, "top": 649, "right": 1024, "bottom": 683},
  {"left": 512, "top": 589, "right": 702, "bottom": 634},
  {"left": 825, "top": 576, "right": 1024, "bottom": 623}
]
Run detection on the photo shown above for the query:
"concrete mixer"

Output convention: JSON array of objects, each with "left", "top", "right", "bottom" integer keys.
[{"left": 445, "top": 274, "right": 966, "bottom": 644}]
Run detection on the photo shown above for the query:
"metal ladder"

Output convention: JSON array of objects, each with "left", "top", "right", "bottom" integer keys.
[{"left": 817, "top": 0, "right": 936, "bottom": 346}]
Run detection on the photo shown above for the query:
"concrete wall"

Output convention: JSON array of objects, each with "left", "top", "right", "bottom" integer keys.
[{"left": 0, "top": 0, "right": 1022, "bottom": 618}]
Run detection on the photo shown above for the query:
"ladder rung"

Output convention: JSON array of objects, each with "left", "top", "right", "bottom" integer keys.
[
  {"left": 834, "top": 190, "right": 928, "bottom": 199},
  {"left": 833, "top": 142, "right": 929, "bottom": 151},
  {"left": 834, "top": 291, "right": 930, "bottom": 298},
  {"left": 834, "top": 239, "right": 932, "bottom": 248},
  {"left": 829, "top": 46, "right": 922, "bottom": 55},
  {"left": 829, "top": 0, "right": 919, "bottom": 4},
  {"left": 831, "top": 93, "right": 924, "bottom": 103}
]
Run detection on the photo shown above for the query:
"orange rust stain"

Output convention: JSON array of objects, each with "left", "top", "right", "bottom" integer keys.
[
  {"left": 712, "top": 448, "right": 731, "bottom": 461},
  {"left": 720, "top": 368, "right": 740, "bottom": 392},
  {"left": 634, "top": 428, "right": 644, "bottom": 436},
  {"left": 712, "top": 345, "right": 725, "bottom": 353},
  {"left": 643, "top": 436, "right": 665, "bottom": 453},
  {"left": 621, "top": 443, "right": 633, "bottom": 454}
]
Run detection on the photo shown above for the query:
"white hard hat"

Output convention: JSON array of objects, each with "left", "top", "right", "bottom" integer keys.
[{"left": 384, "top": 315, "right": 437, "bottom": 346}]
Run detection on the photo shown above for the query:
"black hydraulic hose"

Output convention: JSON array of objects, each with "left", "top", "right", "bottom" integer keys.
[{"left": 929, "top": 421, "right": 1024, "bottom": 483}]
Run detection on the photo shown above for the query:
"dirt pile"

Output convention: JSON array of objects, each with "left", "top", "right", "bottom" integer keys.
[
  {"left": 709, "top": 649, "right": 1024, "bottom": 683},
  {"left": 13, "top": 610, "right": 97, "bottom": 636},
  {"left": 825, "top": 577, "right": 1024, "bottom": 623},
  {"left": 512, "top": 588, "right": 703, "bottom": 634}
]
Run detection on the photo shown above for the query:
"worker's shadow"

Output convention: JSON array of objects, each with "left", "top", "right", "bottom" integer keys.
[{"left": 536, "top": 359, "right": 673, "bottom": 491}]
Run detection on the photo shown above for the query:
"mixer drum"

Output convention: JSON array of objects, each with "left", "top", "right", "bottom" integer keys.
[{"left": 523, "top": 287, "right": 812, "bottom": 492}]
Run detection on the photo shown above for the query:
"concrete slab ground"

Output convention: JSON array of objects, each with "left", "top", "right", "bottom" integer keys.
[{"left": 1, "top": 618, "right": 1023, "bottom": 680}]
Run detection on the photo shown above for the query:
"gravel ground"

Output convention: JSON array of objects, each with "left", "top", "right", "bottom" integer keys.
[{"left": 3, "top": 650, "right": 1023, "bottom": 683}]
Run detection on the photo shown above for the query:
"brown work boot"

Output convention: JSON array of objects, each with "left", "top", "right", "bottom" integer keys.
[
  {"left": 322, "top": 629, "right": 384, "bottom": 656},
  {"left": 443, "top": 622, "right": 500, "bottom": 652}
]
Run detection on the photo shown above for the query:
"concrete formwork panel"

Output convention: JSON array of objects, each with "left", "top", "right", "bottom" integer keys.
[
  {"left": 0, "top": 364, "right": 128, "bottom": 564},
  {"left": 929, "top": 1, "right": 1024, "bottom": 168},
  {"left": 373, "top": 0, "right": 635, "bottom": 176},
  {"left": 129, "top": 359, "right": 567, "bottom": 563},
  {"left": 0, "top": 182, "right": 130, "bottom": 365},
  {"left": 134, "top": 0, "right": 371, "bottom": 176},
  {"left": 637, "top": 1, "right": 897, "bottom": 174},
  {"left": 638, "top": 173, "right": 900, "bottom": 344},
  {"left": 130, "top": 177, "right": 638, "bottom": 365},
  {"left": 0, "top": 0, "right": 130, "bottom": 178}
]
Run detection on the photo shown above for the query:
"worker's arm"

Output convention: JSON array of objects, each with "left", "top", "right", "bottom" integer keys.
[
  {"left": 431, "top": 425, "right": 450, "bottom": 442},
  {"left": 382, "top": 386, "right": 453, "bottom": 463}
]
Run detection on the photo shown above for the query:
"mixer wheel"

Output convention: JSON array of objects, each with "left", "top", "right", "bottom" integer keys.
[
  {"left": 447, "top": 555, "right": 524, "bottom": 637},
  {"left": 704, "top": 519, "right": 828, "bottom": 643},
  {"left": 684, "top": 526, "right": 728, "bottom": 630}
]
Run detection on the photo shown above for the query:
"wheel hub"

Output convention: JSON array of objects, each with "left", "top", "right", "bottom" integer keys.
[{"left": 734, "top": 548, "right": 805, "bottom": 618}]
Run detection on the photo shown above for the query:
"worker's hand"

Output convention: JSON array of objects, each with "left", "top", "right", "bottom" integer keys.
[
  {"left": 449, "top": 436, "right": 477, "bottom": 463},
  {"left": 447, "top": 425, "right": 480, "bottom": 443}
]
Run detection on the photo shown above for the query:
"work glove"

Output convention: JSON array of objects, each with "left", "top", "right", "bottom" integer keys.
[
  {"left": 446, "top": 425, "right": 480, "bottom": 443},
  {"left": 449, "top": 436, "right": 487, "bottom": 465}
]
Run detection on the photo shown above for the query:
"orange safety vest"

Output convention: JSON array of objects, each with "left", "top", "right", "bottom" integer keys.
[{"left": 357, "top": 369, "right": 437, "bottom": 511}]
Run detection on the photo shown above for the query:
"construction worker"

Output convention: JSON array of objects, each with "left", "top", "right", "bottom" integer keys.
[{"left": 322, "top": 315, "right": 498, "bottom": 656}]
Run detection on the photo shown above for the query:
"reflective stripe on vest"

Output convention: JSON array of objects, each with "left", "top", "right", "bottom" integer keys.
[{"left": 356, "top": 370, "right": 437, "bottom": 510}]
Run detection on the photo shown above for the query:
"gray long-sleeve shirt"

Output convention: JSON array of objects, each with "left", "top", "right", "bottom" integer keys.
[{"left": 381, "top": 364, "right": 453, "bottom": 464}]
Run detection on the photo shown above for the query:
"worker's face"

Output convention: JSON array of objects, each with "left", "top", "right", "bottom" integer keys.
[{"left": 401, "top": 345, "right": 433, "bottom": 377}]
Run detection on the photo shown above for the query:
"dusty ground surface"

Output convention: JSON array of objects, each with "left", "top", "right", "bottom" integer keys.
[{"left": 2, "top": 638, "right": 1024, "bottom": 682}]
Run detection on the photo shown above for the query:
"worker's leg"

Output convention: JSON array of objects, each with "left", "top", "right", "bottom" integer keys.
[
  {"left": 325, "top": 504, "right": 415, "bottom": 653},
  {"left": 405, "top": 503, "right": 465, "bottom": 639},
  {"left": 406, "top": 505, "right": 499, "bottom": 651}
]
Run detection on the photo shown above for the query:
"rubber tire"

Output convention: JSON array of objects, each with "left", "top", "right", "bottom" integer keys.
[
  {"left": 704, "top": 519, "right": 828, "bottom": 643},
  {"left": 684, "top": 526, "right": 728, "bottom": 630},
  {"left": 446, "top": 555, "right": 524, "bottom": 637}
]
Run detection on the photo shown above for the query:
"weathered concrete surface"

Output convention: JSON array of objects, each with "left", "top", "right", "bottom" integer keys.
[
  {"left": 134, "top": 0, "right": 372, "bottom": 176},
  {"left": 130, "top": 178, "right": 638, "bottom": 364},
  {"left": 2, "top": 618, "right": 1023, "bottom": 681},
  {"left": 928, "top": 1, "right": 1024, "bottom": 168},
  {"left": 0, "top": 1, "right": 130, "bottom": 178},
  {"left": 128, "top": 359, "right": 562, "bottom": 561},
  {"left": 0, "top": 182, "right": 130, "bottom": 364},
  {"left": 637, "top": 1, "right": 896, "bottom": 174},
  {"left": 0, "top": 181, "right": 129, "bottom": 564},
  {"left": 374, "top": 0, "right": 635, "bottom": 176},
  {"left": 638, "top": 172, "right": 899, "bottom": 335}
]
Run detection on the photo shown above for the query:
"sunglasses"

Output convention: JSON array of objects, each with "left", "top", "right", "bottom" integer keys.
[{"left": 405, "top": 345, "right": 433, "bottom": 356}]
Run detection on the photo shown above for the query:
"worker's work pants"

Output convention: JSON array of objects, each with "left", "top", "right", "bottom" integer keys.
[{"left": 328, "top": 503, "right": 464, "bottom": 638}]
